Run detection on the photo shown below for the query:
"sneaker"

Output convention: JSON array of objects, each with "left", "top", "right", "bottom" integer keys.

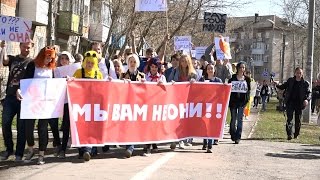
[
  {"left": 125, "top": 149, "right": 132, "bottom": 158},
  {"left": 14, "top": 156, "right": 23, "bottom": 162},
  {"left": 184, "top": 143, "right": 192, "bottom": 146},
  {"left": 37, "top": 155, "right": 45, "bottom": 165},
  {"left": 178, "top": 142, "right": 185, "bottom": 149},
  {"left": 0, "top": 151, "right": 13, "bottom": 161},
  {"left": 58, "top": 151, "right": 66, "bottom": 159},
  {"left": 206, "top": 148, "right": 212, "bottom": 153},
  {"left": 213, "top": 140, "right": 219, "bottom": 145},
  {"left": 83, "top": 152, "right": 91, "bottom": 161},
  {"left": 170, "top": 143, "right": 176, "bottom": 150},
  {"left": 202, "top": 145, "right": 207, "bottom": 150},
  {"left": 287, "top": 136, "right": 292, "bottom": 141},
  {"left": 142, "top": 149, "right": 151, "bottom": 157},
  {"left": 152, "top": 148, "right": 159, "bottom": 153},
  {"left": 24, "top": 150, "right": 34, "bottom": 162}
]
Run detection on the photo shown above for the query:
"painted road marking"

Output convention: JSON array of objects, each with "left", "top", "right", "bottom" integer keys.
[{"left": 130, "top": 152, "right": 176, "bottom": 180}]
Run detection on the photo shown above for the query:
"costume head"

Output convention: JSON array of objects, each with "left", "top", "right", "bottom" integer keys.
[
  {"left": 82, "top": 50, "right": 99, "bottom": 70},
  {"left": 34, "top": 46, "right": 56, "bottom": 69}
]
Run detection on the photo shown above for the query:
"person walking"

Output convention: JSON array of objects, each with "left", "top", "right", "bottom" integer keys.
[
  {"left": 228, "top": 62, "right": 251, "bottom": 144},
  {"left": 260, "top": 80, "right": 269, "bottom": 111},
  {"left": 276, "top": 67, "right": 311, "bottom": 140}
]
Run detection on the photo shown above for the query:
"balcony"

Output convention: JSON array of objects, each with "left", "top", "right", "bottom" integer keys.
[
  {"left": 19, "top": 0, "right": 48, "bottom": 25},
  {"left": 57, "top": 11, "right": 82, "bottom": 36},
  {"left": 89, "top": 24, "right": 109, "bottom": 42},
  {"left": 251, "top": 48, "right": 265, "bottom": 55}
]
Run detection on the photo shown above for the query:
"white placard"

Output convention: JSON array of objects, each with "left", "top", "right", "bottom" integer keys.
[
  {"left": 195, "top": 47, "right": 207, "bottom": 60},
  {"left": 196, "top": 69, "right": 203, "bottom": 80},
  {"left": 20, "top": 78, "right": 67, "bottom": 119},
  {"left": 231, "top": 81, "right": 248, "bottom": 93},
  {"left": 0, "top": 15, "right": 32, "bottom": 42},
  {"left": 214, "top": 37, "right": 232, "bottom": 60},
  {"left": 55, "top": 63, "right": 81, "bottom": 78},
  {"left": 174, "top": 36, "right": 192, "bottom": 51},
  {"left": 135, "top": 0, "right": 168, "bottom": 12}
]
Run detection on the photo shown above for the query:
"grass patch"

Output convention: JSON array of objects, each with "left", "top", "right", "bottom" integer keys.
[{"left": 253, "top": 98, "right": 320, "bottom": 145}]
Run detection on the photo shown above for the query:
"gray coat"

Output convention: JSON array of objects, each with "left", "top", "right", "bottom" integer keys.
[{"left": 215, "top": 64, "right": 232, "bottom": 82}]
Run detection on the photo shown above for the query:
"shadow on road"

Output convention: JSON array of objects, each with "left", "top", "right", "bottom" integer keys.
[{"left": 265, "top": 147, "right": 320, "bottom": 160}]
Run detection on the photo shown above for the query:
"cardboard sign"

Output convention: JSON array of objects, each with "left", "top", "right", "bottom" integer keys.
[
  {"left": 135, "top": 0, "right": 168, "bottom": 12},
  {"left": 0, "top": 14, "right": 32, "bottom": 42},
  {"left": 174, "top": 36, "right": 192, "bottom": 51},
  {"left": 55, "top": 63, "right": 81, "bottom": 78},
  {"left": 20, "top": 78, "right": 67, "bottom": 119},
  {"left": 231, "top": 81, "right": 248, "bottom": 93},
  {"left": 214, "top": 37, "right": 232, "bottom": 60},
  {"left": 195, "top": 47, "right": 207, "bottom": 60},
  {"left": 203, "top": 12, "right": 227, "bottom": 33}
]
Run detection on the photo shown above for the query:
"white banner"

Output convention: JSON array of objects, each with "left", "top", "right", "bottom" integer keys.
[
  {"left": 0, "top": 14, "right": 32, "bottom": 42},
  {"left": 55, "top": 63, "right": 81, "bottom": 78},
  {"left": 195, "top": 47, "right": 207, "bottom": 60},
  {"left": 231, "top": 81, "right": 248, "bottom": 93},
  {"left": 135, "top": 0, "right": 168, "bottom": 12},
  {"left": 214, "top": 37, "right": 232, "bottom": 60},
  {"left": 20, "top": 78, "right": 67, "bottom": 119},
  {"left": 174, "top": 36, "right": 191, "bottom": 51}
]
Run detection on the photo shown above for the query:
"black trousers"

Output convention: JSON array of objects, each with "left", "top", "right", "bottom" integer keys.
[
  {"left": 61, "top": 104, "right": 70, "bottom": 151},
  {"left": 48, "top": 118, "right": 61, "bottom": 148},
  {"left": 286, "top": 103, "right": 302, "bottom": 137},
  {"left": 25, "top": 119, "right": 49, "bottom": 151}
]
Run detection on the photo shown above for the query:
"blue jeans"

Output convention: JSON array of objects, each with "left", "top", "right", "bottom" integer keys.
[
  {"left": 126, "top": 145, "right": 134, "bottom": 152},
  {"left": 1, "top": 95, "right": 26, "bottom": 157},
  {"left": 203, "top": 139, "right": 213, "bottom": 146},
  {"left": 261, "top": 95, "right": 267, "bottom": 111},
  {"left": 229, "top": 106, "right": 244, "bottom": 141},
  {"left": 78, "top": 147, "right": 92, "bottom": 156}
]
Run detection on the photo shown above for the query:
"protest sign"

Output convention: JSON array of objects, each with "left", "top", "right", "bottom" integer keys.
[
  {"left": 203, "top": 12, "right": 227, "bottom": 33},
  {"left": 195, "top": 47, "right": 207, "bottom": 60},
  {"left": 214, "top": 37, "right": 232, "bottom": 60},
  {"left": 0, "top": 14, "right": 32, "bottom": 42},
  {"left": 20, "top": 78, "right": 67, "bottom": 119},
  {"left": 55, "top": 63, "right": 81, "bottom": 78},
  {"left": 135, "top": 0, "right": 168, "bottom": 12},
  {"left": 231, "top": 81, "right": 248, "bottom": 93},
  {"left": 68, "top": 80, "right": 231, "bottom": 146},
  {"left": 174, "top": 36, "right": 192, "bottom": 51}
]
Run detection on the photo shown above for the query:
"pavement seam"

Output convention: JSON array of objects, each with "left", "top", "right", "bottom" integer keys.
[{"left": 248, "top": 111, "right": 260, "bottom": 139}]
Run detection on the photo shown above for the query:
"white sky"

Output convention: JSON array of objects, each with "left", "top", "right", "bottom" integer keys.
[{"left": 222, "top": 0, "right": 283, "bottom": 17}]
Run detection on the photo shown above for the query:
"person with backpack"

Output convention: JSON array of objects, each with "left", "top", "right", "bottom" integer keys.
[
  {"left": 90, "top": 42, "right": 117, "bottom": 80},
  {"left": 0, "top": 41, "right": 33, "bottom": 162}
]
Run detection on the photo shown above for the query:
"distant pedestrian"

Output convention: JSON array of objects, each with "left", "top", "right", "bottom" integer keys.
[
  {"left": 276, "top": 67, "right": 311, "bottom": 140},
  {"left": 260, "top": 80, "right": 269, "bottom": 111}
]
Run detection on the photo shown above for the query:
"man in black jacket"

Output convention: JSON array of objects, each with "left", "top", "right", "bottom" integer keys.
[{"left": 276, "top": 67, "right": 311, "bottom": 140}]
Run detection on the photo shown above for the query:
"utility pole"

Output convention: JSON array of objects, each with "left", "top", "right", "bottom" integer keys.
[
  {"left": 280, "top": 34, "right": 286, "bottom": 83},
  {"left": 303, "top": 0, "right": 315, "bottom": 123}
]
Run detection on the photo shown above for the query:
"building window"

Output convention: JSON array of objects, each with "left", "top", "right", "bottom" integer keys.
[
  {"left": 83, "top": 5, "right": 89, "bottom": 26},
  {"left": 264, "top": 56, "right": 269, "bottom": 62},
  {"left": 102, "top": 2, "right": 110, "bottom": 26},
  {"left": 72, "top": 0, "right": 81, "bottom": 15}
]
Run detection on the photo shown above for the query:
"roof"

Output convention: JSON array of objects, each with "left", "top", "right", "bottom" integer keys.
[{"left": 227, "top": 15, "right": 295, "bottom": 32}]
